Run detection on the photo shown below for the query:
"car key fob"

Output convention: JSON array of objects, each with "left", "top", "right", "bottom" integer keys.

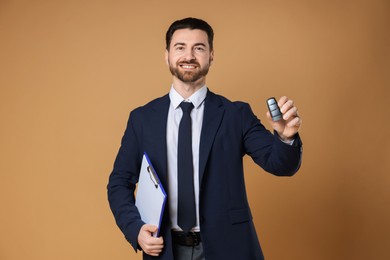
[{"left": 266, "top": 97, "right": 283, "bottom": 121}]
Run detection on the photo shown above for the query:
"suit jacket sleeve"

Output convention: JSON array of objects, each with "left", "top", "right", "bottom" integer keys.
[
  {"left": 241, "top": 102, "right": 302, "bottom": 176},
  {"left": 107, "top": 110, "right": 145, "bottom": 251}
]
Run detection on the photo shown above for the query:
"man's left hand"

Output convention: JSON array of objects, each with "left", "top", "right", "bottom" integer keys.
[{"left": 267, "top": 96, "right": 302, "bottom": 142}]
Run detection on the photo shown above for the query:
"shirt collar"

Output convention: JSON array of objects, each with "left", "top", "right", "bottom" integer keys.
[{"left": 169, "top": 85, "right": 208, "bottom": 110}]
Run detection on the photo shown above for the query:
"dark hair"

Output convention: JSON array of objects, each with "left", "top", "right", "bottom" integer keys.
[{"left": 166, "top": 17, "right": 214, "bottom": 51}]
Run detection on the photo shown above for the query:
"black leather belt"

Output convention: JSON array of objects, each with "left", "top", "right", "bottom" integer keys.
[{"left": 171, "top": 231, "right": 201, "bottom": 246}]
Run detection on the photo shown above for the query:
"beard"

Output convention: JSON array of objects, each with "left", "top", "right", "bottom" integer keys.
[{"left": 168, "top": 59, "right": 211, "bottom": 83}]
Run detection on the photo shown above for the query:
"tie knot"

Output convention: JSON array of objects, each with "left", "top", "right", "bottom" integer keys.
[{"left": 179, "top": 102, "right": 194, "bottom": 113}]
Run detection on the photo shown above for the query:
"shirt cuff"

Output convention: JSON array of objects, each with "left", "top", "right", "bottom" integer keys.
[{"left": 280, "top": 137, "right": 295, "bottom": 146}]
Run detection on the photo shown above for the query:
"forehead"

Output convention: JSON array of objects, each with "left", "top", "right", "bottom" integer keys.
[{"left": 170, "top": 29, "right": 209, "bottom": 47}]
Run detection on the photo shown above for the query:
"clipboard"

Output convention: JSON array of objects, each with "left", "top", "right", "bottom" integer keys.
[{"left": 135, "top": 152, "right": 167, "bottom": 237}]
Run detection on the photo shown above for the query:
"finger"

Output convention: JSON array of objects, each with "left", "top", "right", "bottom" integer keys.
[
  {"left": 145, "top": 244, "right": 164, "bottom": 252},
  {"left": 282, "top": 106, "right": 298, "bottom": 121},
  {"left": 280, "top": 99, "right": 294, "bottom": 114},
  {"left": 143, "top": 244, "right": 163, "bottom": 251},
  {"left": 151, "top": 245, "right": 164, "bottom": 252},
  {"left": 145, "top": 249, "right": 161, "bottom": 257},
  {"left": 141, "top": 240, "right": 164, "bottom": 254},
  {"left": 143, "top": 236, "right": 164, "bottom": 248},
  {"left": 143, "top": 242, "right": 164, "bottom": 256},
  {"left": 278, "top": 96, "right": 289, "bottom": 109},
  {"left": 151, "top": 236, "right": 164, "bottom": 245},
  {"left": 286, "top": 116, "right": 302, "bottom": 128}
]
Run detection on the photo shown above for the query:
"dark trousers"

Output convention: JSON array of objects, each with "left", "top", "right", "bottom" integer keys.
[{"left": 172, "top": 242, "right": 205, "bottom": 260}]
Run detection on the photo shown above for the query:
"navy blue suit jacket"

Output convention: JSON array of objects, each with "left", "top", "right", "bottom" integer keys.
[{"left": 107, "top": 90, "right": 302, "bottom": 259}]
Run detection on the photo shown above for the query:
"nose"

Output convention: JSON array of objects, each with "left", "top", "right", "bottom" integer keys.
[{"left": 183, "top": 49, "right": 195, "bottom": 61}]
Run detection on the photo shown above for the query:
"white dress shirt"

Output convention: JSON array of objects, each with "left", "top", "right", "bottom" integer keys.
[{"left": 166, "top": 85, "right": 207, "bottom": 232}]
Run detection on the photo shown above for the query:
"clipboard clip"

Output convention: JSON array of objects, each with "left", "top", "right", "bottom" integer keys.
[{"left": 147, "top": 166, "right": 159, "bottom": 189}]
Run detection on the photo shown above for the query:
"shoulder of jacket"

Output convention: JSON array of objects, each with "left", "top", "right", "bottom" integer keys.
[
  {"left": 210, "top": 92, "right": 250, "bottom": 110},
  {"left": 131, "top": 94, "right": 169, "bottom": 114}
]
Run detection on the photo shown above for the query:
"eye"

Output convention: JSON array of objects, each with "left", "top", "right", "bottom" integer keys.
[
  {"left": 194, "top": 46, "right": 205, "bottom": 52},
  {"left": 175, "top": 46, "right": 185, "bottom": 51}
]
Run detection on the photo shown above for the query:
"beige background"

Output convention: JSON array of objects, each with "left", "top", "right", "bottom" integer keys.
[{"left": 0, "top": 0, "right": 389, "bottom": 259}]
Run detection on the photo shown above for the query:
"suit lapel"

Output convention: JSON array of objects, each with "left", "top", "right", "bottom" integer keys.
[
  {"left": 148, "top": 95, "right": 170, "bottom": 185},
  {"left": 199, "top": 91, "right": 225, "bottom": 185}
]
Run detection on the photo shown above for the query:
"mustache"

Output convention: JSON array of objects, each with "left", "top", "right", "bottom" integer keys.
[{"left": 178, "top": 59, "right": 200, "bottom": 66}]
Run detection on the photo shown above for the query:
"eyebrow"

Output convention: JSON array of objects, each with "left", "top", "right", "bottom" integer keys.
[{"left": 173, "top": 42, "right": 207, "bottom": 47}]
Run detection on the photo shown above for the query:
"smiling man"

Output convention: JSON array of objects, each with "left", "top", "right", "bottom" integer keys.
[
  {"left": 108, "top": 17, "right": 303, "bottom": 260},
  {"left": 166, "top": 28, "right": 213, "bottom": 90}
]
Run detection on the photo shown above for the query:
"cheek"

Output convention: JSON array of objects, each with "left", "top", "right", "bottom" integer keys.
[
  {"left": 201, "top": 57, "right": 212, "bottom": 66},
  {"left": 169, "top": 54, "right": 182, "bottom": 64}
]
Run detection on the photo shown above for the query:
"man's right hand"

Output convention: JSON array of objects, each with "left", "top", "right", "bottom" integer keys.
[{"left": 137, "top": 224, "right": 164, "bottom": 256}]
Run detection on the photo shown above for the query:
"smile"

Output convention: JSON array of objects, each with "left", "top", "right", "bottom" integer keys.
[{"left": 180, "top": 65, "right": 195, "bottom": 69}]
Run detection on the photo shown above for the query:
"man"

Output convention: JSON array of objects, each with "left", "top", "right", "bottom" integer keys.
[{"left": 108, "top": 17, "right": 302, "bottom": 260}]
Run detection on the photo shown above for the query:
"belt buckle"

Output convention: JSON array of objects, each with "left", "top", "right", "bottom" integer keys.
[{"left": 188, "top": 232, "right": 199, "bottom": 246}]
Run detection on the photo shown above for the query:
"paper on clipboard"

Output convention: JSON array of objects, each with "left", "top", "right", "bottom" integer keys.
[{"left": 135, "top": 152, "right": 167, "bottom": 236}]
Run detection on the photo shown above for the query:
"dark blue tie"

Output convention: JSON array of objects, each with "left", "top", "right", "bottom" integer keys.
[{"left": 177, "top": 102, "right": 196, "bottom": 232}]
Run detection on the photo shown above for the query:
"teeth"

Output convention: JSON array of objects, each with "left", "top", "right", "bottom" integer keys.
[{"left": 182, "top": 65, "right": 195, "bottom": 69}]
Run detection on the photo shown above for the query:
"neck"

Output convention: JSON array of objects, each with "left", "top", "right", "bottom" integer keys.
[{"left": 172, "top": 77, "right": 206, "bottom": 99}]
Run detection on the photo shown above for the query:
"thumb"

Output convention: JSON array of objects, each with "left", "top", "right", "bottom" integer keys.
[
  {"left": 266, "top": 111, "right": 278, "bottom": 125},
  {"left": 266, "top": 111, "right": 272, "bottom": 121},
  {"left": 143, "top": 224, "right": 158, "bottom": 233},
  {"left": 266, "top": 110, "right": 284, "bottom": 134}
]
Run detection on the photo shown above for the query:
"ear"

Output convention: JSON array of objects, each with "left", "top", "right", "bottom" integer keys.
[
  {"left": 164, "top": 49, "right": 169, "bottom": 66},
  {"left": 210, "top": 50, "right": 214, "bottom": 65}
]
